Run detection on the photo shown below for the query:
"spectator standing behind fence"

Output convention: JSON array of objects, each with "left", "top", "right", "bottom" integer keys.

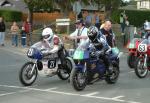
[
  {"left": 93, "top": 11, "right": 101, "bottom": 30},
  {"left": 20, "top": 27, "right": 26, "bottom": 47},
  {"left": 85, "top": 11, "right": 92, "bottom": 27},
  {"left": 10, "top": 21, "right": 19, "bottom": 47},
  {"left": 120, "top": 11, "right": 127, "bottom": 35},
  {"left": 23, "top": 18, "right": 31, "bottom": 46},
  {"left": 0, "top": 17, "right": 6, "bottom": 46}
]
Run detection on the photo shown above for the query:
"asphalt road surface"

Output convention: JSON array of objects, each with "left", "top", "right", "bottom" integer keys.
[{"left": 0, "top": 46, "right": 150, "bottom": 103}]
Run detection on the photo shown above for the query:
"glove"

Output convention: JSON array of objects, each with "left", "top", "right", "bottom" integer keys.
[
  {"left": 96, "top": 50, "right": 105, "bottom": 57},
  {"left": 41, "top": 49, "right": 51, "bottom": 56},
  {"left": 90, "top": 51, "right": 96, "bottom": 58}
]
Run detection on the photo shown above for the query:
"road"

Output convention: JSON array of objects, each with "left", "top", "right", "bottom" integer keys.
[{"left": 0, "top": 45, "right": 150, "bottom": 103}]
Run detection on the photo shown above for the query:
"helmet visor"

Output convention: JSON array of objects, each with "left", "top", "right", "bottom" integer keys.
[{"left": 43, "top": 35, "right": 50, "bottom": 39}]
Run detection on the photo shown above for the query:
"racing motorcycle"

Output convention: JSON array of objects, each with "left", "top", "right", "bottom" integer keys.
[
  {"left": 134, "top": 37, "right": 150, "bottom": 78},
  {"left": 70, "top": 42, "right": 121, "bottom": 91},
  {"left": 19, "top": 41, "right": 74, "bottom": 86},
  {"left": 127, "top": 38, "right": 141, "bottom": 68}
]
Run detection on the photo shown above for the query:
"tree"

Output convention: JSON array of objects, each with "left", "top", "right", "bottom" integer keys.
[
  {"left": 24, "top": 0, "right": 54, "bottom": 25},
  {"left": 94, "top": 0, "right": 122, "bottom": 19},
  {"left": 24, "top": 0, "right": 123, "bottom": 23}
]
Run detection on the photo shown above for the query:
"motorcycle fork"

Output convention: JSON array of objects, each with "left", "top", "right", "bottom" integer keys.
[
  {"left": 83, "top": 62, "right": 87, "bottom": 73},
  {"left": 144, "top": 54, "right": 148, "bottom": 69},
  {"left": 30, "top": 60, "right": 37, "bottom": 74}
]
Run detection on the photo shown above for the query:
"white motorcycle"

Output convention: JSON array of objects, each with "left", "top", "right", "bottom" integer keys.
[{"left": 19, "top": 41, "right": 74, "bottom": 86}]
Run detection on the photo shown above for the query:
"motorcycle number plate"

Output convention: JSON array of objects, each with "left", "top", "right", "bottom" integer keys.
[
  {"left": 138, "top": 44, "right": 147, "bottom": 52},
  {"left": 48, "top": 60, "right": 56, "bottom": 69}
]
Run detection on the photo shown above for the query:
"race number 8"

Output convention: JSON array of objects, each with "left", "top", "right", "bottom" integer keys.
[{"left": 138, "top": 44, "right": 147, "bottom": 52}]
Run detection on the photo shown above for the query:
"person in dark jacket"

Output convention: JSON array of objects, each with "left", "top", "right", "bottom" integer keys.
[
  {"left": 100, "top": 20, "right": 116, "bottom": 48},
  {"left": 0, "top": 17, "right": 6, "bottom": 46}
]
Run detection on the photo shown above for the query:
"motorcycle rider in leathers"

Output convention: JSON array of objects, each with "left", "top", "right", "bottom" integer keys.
[
  {"left": 87, "top": 26, "right": 112, "bottom": 77},
  {"left": 33, "top": 27, "right": 67, "bottom": 68},
  {"left": 144, "top": 22, "right": 150, "bottom": 40}
]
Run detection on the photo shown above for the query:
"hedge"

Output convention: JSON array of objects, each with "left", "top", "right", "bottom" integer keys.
[
  {"left": 0, "top": 9, "right": 22, "bottom": 22},
  {"left": 111, "top": 9, "right": 150, "bottom": 27}
]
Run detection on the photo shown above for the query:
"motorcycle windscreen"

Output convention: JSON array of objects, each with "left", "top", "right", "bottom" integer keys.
[
  {"left": 73, "top": 39, "right": 90, "bottom": 60},
  {"left": 73, "top": 50, "right": 89, "bottom": 60},
  {"left": 127, "top": 38, "right": 140, "bottom": 49}
]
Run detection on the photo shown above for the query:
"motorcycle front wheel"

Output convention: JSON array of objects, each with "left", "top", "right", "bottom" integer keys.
[
  {"left": 134, "top": 57, "right": 148, "bottom": 78},
  {"left": 19, "top": 62, "right": 37, "bottom": 86},
  {"left": 105, "top": 64, "right": 119, "bottom": 84},
  {"left": 70, "top": 68, "right": 87, "bottom": 91}
]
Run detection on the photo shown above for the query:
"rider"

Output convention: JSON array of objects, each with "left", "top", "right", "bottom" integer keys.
[
  {"left": 40, "top": 27, "right": 66, "bottom": 67},
  {"left": 144, "top": 22, "right": 150, "bottom": 39},
  {"left": 87, "top": 26, "right": 111, "bottom": 75}
]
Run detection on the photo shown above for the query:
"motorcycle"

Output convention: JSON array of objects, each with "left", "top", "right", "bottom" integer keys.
[
  {"left": 127, "top": 38, "right": 141, "bottom": 68},
  {"left": 70, "top": 42, "right": 121, "bottom": 91},
  {"left": 19, "top": 41, "right": 74, "bottom": 86},
  {"left": 134, "top": 37, "right": 150, "bottom": 78}
]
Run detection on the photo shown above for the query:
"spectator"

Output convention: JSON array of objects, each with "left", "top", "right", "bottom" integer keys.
[
  {"left": 0, "top": 17, "right": 6, "bottom": 46},
  {"left": 144, "top": 20, "right": 149, "bottom": 30},
  {"left": 10, "top": 21, "right": 19, "bottom": 47},
  {"left": 64, "top": 19, "right": 88, "bottom": 49},
  {"left": 78, "top": 11, "right": 83, "bottom": 19},
  {"left": 85, "top": 11, "right": 92, "bottom": 27},
  {"left": 23, "top": 18, "right": 31, "bottom": 46},
  {"left": 20, "top": 27, "right": 26, "bottom": 47},
  {"left": 93, "top": 11, "right": 101, "bottom": 30},
  {"left": 100, "top": 20, "right": 116, "bottom": 47},
  {"left": 120, "top": 11, "right": 127, "bottom": 35}
]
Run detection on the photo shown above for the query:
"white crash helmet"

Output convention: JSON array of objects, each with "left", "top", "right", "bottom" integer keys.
[
  {"left": 144, "top": 22, "right": 150, "bottom": 31},
  {"left": 42, "top": 27, "right": 53, "bottom": 41}
]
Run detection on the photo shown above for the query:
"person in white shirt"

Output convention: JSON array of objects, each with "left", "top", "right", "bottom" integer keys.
[{"left": 65, "top": 19, "right": 89, "bottom": 48}]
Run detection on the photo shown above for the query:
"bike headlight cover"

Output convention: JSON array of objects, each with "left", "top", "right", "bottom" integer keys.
[{"left": 27, "top": 48, "right": 43, "bottom": 60}]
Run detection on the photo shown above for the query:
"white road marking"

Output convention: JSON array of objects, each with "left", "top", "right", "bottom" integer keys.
[
  {"left": 45, "top": 87, "right": 58, "bottom": 91},
  {"left": 0, "top": 90, "right": 30, "bottom": 97},
  {"left": 128, "top": 71, "right": 134, "bottom": 73},
  {"left": 0, "top": 92, "right": 16, "bottom": 97},
  {"left": 0, "top": 84, "right": 141, "bottom": 103},
  {"left": 82, "top": 92, "right": 99, "bottom": 96},
  {"left": 112, "top": 95, "right": 125, "bottom": 99},
  {"left": 49, "top": 90, "right": 79, "bottom": 96}
]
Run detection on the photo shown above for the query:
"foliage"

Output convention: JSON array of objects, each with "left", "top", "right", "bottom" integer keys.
[
  {"left": 111, "top": 10, "right": 150, "bottom": 27},
  {"left": 0, "top": 9, "right": 22, "bottom": 22},
  {"left": 24, "top": 0, "right": 54, "bottom": 12}
]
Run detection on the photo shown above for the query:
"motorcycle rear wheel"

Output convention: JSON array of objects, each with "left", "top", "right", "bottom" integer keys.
[
  {"left": 134, "top": 57, "right": 148, "bottom": 78},
  {"left": 19, "top": 62, "right": 37, "bottom": 86},
  {"left": 127, "top": 53, "right": 136, "bottom": 68},
  {"left": 57, "top": 58, "right": 73, "bottom": 80},
  {"left": 70, "top": 68, "right": 87, "bottom": 91}
]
